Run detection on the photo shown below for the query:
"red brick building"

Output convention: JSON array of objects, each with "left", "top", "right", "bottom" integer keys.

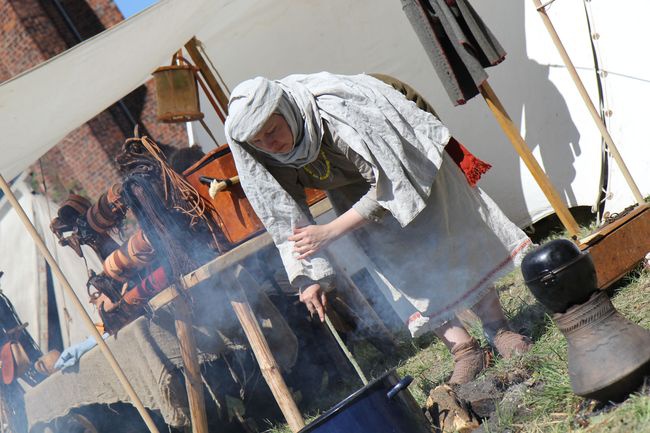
[{"left": 0, "top": 0, "right": 188, "bottom": 201}]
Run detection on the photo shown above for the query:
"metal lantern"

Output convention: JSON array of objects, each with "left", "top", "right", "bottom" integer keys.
[{"left": 152, "top": 62, "right": 204, "bottom": 123}]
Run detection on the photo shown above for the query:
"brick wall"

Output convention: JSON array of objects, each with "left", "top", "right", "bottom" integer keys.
[{"left": 1, "top": 0, "right": 188, "bottom": 202}]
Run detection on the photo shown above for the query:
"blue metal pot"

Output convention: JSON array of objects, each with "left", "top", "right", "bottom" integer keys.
[{"left": 298, "top": 370, "right": 431, "bottom": 433}]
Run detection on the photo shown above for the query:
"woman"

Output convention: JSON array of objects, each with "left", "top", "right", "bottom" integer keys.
[{"left": 225, "top": 72, "right": 532, "bottom": 384}]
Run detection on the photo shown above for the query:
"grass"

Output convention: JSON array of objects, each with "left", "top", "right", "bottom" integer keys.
[
  {"left": 264, "top": 223, "right": 650, "bottom": 433},
  {"left": 393, "top": 265, "right": 650, "bottom": 433}
]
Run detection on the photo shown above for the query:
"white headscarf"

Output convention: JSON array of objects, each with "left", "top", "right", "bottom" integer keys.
[{"left": 225, "top": 77, "right": 322, "bottom": 168}]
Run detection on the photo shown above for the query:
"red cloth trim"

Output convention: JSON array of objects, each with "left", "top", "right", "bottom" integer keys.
[
  {"left": 406, "top": 238, "right": 532, "bottom": 327},
  {"left": 445, "top": 137, "right": 492, "bottom": 187}
]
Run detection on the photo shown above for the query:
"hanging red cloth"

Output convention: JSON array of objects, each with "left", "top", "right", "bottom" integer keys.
[{"left": 445, "top": 136, "right": 492, "bottom": 187}]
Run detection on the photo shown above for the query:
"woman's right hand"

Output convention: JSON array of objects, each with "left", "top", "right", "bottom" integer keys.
[{"left": 299, "top": 283, "right": 328, "bottom": 322}]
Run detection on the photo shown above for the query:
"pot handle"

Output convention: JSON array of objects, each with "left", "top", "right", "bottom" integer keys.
[{"left": 386, "top": 375, "right": 414, "bottom": 400}]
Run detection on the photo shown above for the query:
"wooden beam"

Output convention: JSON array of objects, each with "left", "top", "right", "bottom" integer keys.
[
  {"left": 172, "top": 294, "right": 209, "bottom": 433},
  {"left": 226, "top": 269, "right": 305, "bottom": 432},
  {"left": 150, "top": 199, "right": 333, "bottom": 312},
  {"left": 479, "top": 81, "right": 581, "bottom": 237},
  {"left": 184, "top": 37, "right": 230, "bottom": 114}
]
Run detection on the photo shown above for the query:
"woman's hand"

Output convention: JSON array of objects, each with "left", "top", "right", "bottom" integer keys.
[
  {"left": 289, "top": 224, "right": 335, "bottom": 259},
  {"left": 289, "top": 208, "right": 368, "bottom": 259},
  {"left": 299, "top": 283, "right": 328, "bottom": 322}
]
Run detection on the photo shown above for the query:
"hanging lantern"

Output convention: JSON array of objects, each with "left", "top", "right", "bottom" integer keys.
[{"left": 152, "top": 55, "right": 204, "bottom": 123}]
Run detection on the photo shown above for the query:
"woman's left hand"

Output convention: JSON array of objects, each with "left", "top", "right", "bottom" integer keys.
[{"left": 289, "top": 224, "right": 335, "bottom": 259}]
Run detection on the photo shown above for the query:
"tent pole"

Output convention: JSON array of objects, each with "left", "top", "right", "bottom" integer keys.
[
  {"left": 0, "top": 174, "right": 161, "bottom": 433},
  {"left": 532, "top": 0, "right": 644, "bottom": 205},
  {"left": 479, "top": 82, "right": 581, "bottom": 237},
  {"left": 185, "top": 37, "right": 230, "bottom": 115}
]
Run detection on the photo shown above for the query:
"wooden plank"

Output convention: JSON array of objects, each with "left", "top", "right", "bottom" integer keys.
[
  {"left": 149, "top": 199, "right": 333, "bottom": 311},
  {"left": 184, "top": 37, "right": 230, "bottom": 114},
  {"left": 583, "top": 205, "right": 650, "bottom": 289},
  {"left": 579, "top": 204, "right": 649, "bottom": 246}
]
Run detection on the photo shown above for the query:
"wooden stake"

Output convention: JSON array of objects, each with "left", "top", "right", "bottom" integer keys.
[
  {"left": 479, "top": 82, "right": 581, "bottom": 237},
  {"left": 0, "top": 174, "right": 161, "bottom": 433},
  {"left": 171, "top": 285, "right": 209, "bottom": 433},
  {"left": 184, "top": 37, "right": 229, "bottom": 115},
  {"left": 226, "top": 271, "right": 305, "bottom": 433},
  {"left": 532, "top": 0, "right": 644, "bottom": 205}
]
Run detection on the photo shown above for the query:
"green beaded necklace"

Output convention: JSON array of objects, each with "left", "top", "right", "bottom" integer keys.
[{"left": 303, "top": 150, "right": 331, "bottom": 180}]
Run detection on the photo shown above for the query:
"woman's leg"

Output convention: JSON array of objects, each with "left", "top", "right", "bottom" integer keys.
[
  {"left": 434, "top": 318, "right": 488, "bottom": 385},
  {"left": 434, "top": 317, "right": 474, "bottom": 349},
  {"left": 471, "top": 287, "right": 531, "bottom": 358},
  {"left": 470, "top": 287, "right": 510, "bottom": 342}
]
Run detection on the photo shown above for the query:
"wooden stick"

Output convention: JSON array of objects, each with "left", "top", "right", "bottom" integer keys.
[
  {"left": 196, "top": 75, "right": 225, "bottom": 124},
  {"left": 226, "top": 276, "right": 305, "bottom": 433},
  {"left": 326, "top": 253, "right": 398, "bottom": 349},
  {"left": 479, "top": 81, "right": 581, "bottom": 237},
  {"left": 532, "top": 0, "right": 644, "bottom": 205},
  {"left": 198, "top": 118, "right": 221, "bottom": 147},
  {"left": 0, "top": 174, "right": 161, "bottom": 433},
  {"left": 324, "top": 314, "right": 368, "bottom": 385},
  {"left": 185, "top": 37, "right": 230, "bottom": 115},
  {"left": 171, "top": 285, "right": 209, "bottom": 433}
]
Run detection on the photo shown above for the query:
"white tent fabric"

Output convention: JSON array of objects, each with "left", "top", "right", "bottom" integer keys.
[
  {"left": 0, "top": 0, "right": 225, "bottom": 180},
  {"left": 522, "top": 0, "right": 650, "bottom": 216},
  {"left": 190, "top": 0, "right": 649, "bottom": 225},
  {"left": 0, "top": 176, "right": 103, "bottom": 348},
  {"left": 0, "top": 0, "right": 647, "bottom": 226}
]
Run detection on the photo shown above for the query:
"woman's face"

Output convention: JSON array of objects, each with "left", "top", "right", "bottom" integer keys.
[{"left": 248, "top": 114, "right": 294, "bottom": 154}]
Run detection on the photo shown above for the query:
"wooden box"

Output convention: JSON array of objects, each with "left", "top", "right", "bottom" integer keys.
[
  {"left": 183, "top": 144, "right": 326, "bottom": 248},
  {"left": 579, "top": 204, "right": 650, "bottom": 289}
]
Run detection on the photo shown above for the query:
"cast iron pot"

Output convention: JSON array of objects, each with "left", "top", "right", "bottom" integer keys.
[
  {"left": 298, "top": 370, "right": 431, "bottom": 433},
  {"left": 521, "top": 239, "right": 597, "bottom": 313}
]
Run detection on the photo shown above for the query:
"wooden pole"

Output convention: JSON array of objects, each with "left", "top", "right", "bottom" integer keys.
[
  {"left": 324, "top": 315, "right": 368, "bottom": 385},
  {"left": 0, "top": 174, "right": 161, "bottom": 433},
  {"left": 532, "top": 0, "right": 644, "bottom": 205},
  {"left": 479, "top": 81, "right": 581, "bottom": 237},
  {"left": 226, "top": 276, "right": 305, "bottom": 433},
  {"left": 184, "top": 37, "right": 229, "bottom": 114},
  {"left": 326, "top": 253, "right": 398, "bottom": 349},
  {"left": 171, "top": 285, "right": 209, "bottom": 433}
]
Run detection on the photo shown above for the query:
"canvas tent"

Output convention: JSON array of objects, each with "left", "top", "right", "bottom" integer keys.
[
  {"left": 0, "top": 0, "right": 648, "bottom": 342},
  {"left": 0, "top": 175, "right": 103, "bottom": 349}
]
